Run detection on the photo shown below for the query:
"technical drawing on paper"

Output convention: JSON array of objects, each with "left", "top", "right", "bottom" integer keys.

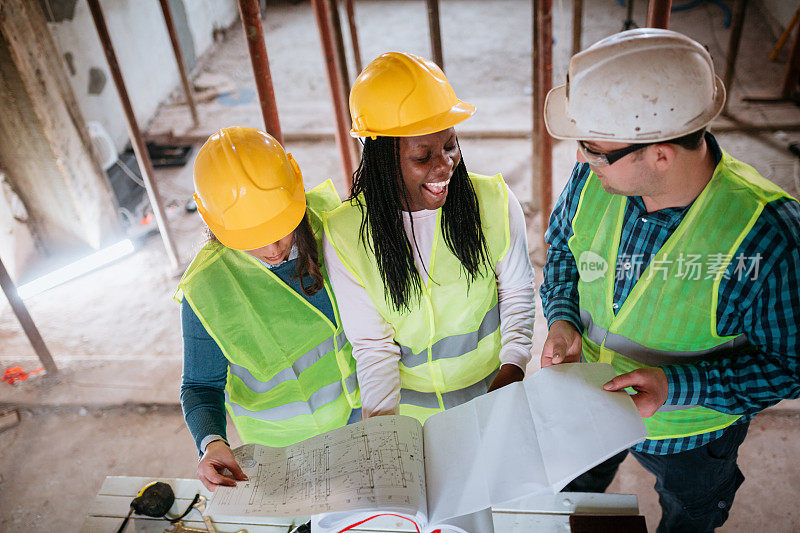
[{"left": 206, "top": 415, "right": 428, "bottom": 517}]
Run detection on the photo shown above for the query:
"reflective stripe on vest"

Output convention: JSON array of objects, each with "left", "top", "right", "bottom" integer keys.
[
  {"left": 225, "top": 373, "right": 358, "bottom": 421},
  {"left": 400, "top": 369, "right": 499, "bottom": 410},
  {"left": 570, "top": 151, "right": 793, "bottom": 439},
  {"left": 399, "top": 303, "right": 500, "bottom": 367},
  {"left": 228, "top": 330, "right": 349, "bottom": 394},
  {"left": 580, "top": 309, "right": 748, "bottom": 412},
  {"left": 580, "top": 310, "right": 749, "bottom": 366}
]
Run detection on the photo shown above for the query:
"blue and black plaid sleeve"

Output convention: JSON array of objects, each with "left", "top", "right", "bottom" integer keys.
[{"left": 540, "top": 163, "right": 592, "bottom": 332}]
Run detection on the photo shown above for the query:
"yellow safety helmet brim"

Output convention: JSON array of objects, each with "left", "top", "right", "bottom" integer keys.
[
  {"left": 200, "top": 190, "right": 306, "bottom": 251},
  {"left": 350, "top": 99, "right": 476, "bottom": 138}
]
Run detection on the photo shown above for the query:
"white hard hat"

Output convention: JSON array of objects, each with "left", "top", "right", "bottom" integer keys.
[{"left": 544, "top": 28, "right": 726, "bottom": 143}]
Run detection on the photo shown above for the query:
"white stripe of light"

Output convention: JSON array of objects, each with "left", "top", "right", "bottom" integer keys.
[{"left": 16, "top": 239, "right": 135, "bottom": 299}]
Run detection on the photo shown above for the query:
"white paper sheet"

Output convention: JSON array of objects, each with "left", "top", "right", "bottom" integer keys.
[
  {"left": 206, "top": 415, "right": 427, "bottom": 518},
  {"left": 421, "top": 363, "right": 647, "bottom": 522},
  {"left": 423, "top": 381, "right": 550, "bottom": 524},
  {"left": 528, "top": 363, "right": 648, "bottom": 490}
]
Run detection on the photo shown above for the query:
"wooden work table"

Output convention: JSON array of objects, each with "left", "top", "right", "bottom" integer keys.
[{"left": 83, "top": 476, "right": 642, "bottom": 532}]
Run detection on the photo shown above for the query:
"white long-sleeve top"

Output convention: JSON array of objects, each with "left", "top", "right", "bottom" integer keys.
[{"left": 323, "top": 188, "right": 536, "bottom": 417}]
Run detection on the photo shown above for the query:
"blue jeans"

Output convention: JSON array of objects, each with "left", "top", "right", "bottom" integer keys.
[{"left": 563, "top": 422, "right": 749, "bottom": 533}]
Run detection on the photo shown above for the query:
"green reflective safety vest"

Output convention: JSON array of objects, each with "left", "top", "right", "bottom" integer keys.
[
  {"left": 570, "top": 151, "right": 794, "bottom": 440},
  {"left": 175, "top": 180, "right": 360, "bottom": 447},
  {"left": 324, "top": 173, "right": 511, "bottom": 423}
]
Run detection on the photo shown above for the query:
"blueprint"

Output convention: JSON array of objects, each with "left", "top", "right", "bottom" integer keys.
[{"left": 206, "top": 415, "right": 427, "bottom": 517}]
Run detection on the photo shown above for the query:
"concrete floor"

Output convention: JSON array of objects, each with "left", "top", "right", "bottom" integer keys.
[{"left": 1, "top": 0, "right": 800, "bottom": 531}]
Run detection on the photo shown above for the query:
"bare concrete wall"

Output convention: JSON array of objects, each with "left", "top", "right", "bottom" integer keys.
[
  {"left": 0, "top": 32, "right": 87, "bottom": 255},
  {"left": 45, "top": 0, "right": 238, "bottom": 153},
  {"left": 0, "top": 0, "right": 122, "bottom": 281}
]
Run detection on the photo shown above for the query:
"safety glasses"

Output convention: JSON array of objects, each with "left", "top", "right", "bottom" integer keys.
[{"left": 578, "top": 140, "right": 654, "bottom": 167}]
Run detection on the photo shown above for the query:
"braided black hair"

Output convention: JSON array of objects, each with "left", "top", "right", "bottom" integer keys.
[{"left": 349, "top": 136, "right": 491, "bottom": 312}]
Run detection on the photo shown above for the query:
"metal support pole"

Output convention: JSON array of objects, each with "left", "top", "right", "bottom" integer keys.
[
  {"left": 237, "top": 0, "right": 283, "bottom": 144},
  {"left": 0, "top": 257, "right": 57, "bottom": 375},
  {"left": 311, "top": 0, "right": 358, "bottom": 189},
  {"left": 782, "top": 20, "right": 800, "bottom": 98},
  {"left": 159, "top": 0, "right": 199, "bottom": 127},
  {"left": 329, "top": 0, "right": 352, "bottom": 86},
  {"left": 572, "top": 0, "right": 583, "bottom": 56},
  {"left": 722, "top": 0, "right": 748, "bottom": 110},
  {"left": 533, "top": 0, "right": 553, "bottom": 253},
  {"left": 426, "top": 0, "right": 444, "bottom": 70},
  {"left": 344, "top": 0, "right": 363, "bottom": 73},
  {"left": 646, "top": 0, "right": 671, "bottom": 29},
  {"left": 86, "top": 0, "right": 180, "bottom": 271}
]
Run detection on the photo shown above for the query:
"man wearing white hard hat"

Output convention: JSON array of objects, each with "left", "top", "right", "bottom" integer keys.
[{"left": 540, "top": 29, "right": 800, "bottom": 532}]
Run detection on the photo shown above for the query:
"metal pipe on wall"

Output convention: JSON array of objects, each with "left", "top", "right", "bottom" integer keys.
[
  {"left": 646, "top": 0, "right": 671, "bottom": 29},
  {"left": 86, "top": 0, "right": 181, "bottom": 271},
  {"left": 158, "top": 0, "right": 199, "bottom": 127},
  {"left": 722, "top": 0, "right": 748, "bottom": 111},
  {"left": 533, "top": 0, "right": 553, "bottom": 253},
  {"left": 426, "top": 0, "right": 444, "bottom": 69},
  {"left": 344, "top": 0, "right": 363, "bottom": 73},
  {"left": 329, "top": 0, "right": 352, "bottom": 87},
  {"left": 572, "top": 0, "right": 583, "bottom": 56},
  {"left": 782, "top": 19, "right": 800, "bottom": 98},
  {"left": 237, "top": 0, "right": 283, "bottom": 144},
  {"left": 311, "top": 0, "right": 358, "bottom": 188},
  {"left": 0, "top": 257, "right": 57, "bottom": 375}
]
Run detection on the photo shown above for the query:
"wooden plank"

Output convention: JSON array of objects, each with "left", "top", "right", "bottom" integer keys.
[
  {"left": 90, "top": 477, "right": 640, "bottom": 533},
  {"left": 98, "top": 476, "right": 210, "bottom": 499},
  {"left": 0, "top": 408, "right": 20, "bottom": 432},
  {"left": 81, "top": 516, "right": 291, "bottom": 533},
  {"left": 87, "top": 494, "right": 295, "bottom": 527}
]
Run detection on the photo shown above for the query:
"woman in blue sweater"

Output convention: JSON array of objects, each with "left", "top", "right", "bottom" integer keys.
[{"left": 178, "top": 127, "right": 360, "bottom": 491}]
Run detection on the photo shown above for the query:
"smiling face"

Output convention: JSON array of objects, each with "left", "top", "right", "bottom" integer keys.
[
  {"left": 246, "top": 231, "right": 295, "bottom": 264},
  {"left": 397, "top": 128, "right": 461, "bottom": 211}
]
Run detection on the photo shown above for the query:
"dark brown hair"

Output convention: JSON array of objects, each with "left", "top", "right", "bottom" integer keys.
[
  {"left": 666, "top": 128, "right": 706, "bottom": 151},
  {"left": 292, "top": 214, "right": 324, "bottom": 296},
  {"left": 205, "top": 212, "right": 324, "bottom": 296}
]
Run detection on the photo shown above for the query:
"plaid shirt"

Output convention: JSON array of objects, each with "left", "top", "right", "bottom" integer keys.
[{"left": 541, "top": 133, "right": 800, "bottom": 455}]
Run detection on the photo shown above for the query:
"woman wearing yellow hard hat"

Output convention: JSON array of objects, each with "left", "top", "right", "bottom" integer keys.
[
  {"left": 177, "top": 127, "right": 359, "bottom": 493},
  {"left": 323, "top": 52, "right": 536, "bottom": 424}
]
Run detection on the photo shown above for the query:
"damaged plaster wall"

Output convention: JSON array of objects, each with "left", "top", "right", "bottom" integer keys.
[
  {"left": 0, "top": 171, "right": 37, "bottom": 281},
  {"left": 43, "top": 0, "right": 238, "bottom": 152}
]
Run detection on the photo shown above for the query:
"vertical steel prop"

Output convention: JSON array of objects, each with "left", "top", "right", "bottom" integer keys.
[
  {"left": 426, "top": 0, "right": 444, "bottom": 69},
  {"left": 344, "top": 0, "right": 363, "bottom": 73},
  {"left": 86, "top": 0, "right": 181, "bottom": 271},
  {"left": 329, "top": 0, "right": 352, "bottom": 87},
  {"left": 311, "top": 0, "right": 359, "bottom": 189},
  {"left": 158, "top": 0, "right": 199, "bottom": 127},
  {"left": 237, "top": 0, "right": 283, "bottom": 144},
  {"left": 722, "top": 0, "right": 748, "bottom": 111},
  {"left": 646, "top": 0, "right": 671, "bottom": 29},
  {"left": 782, "top": 18, "right": 800, "bottom": 99},
  {"left": 0, "top": 257, "right": 58, "bottom": 375},
  {"left": 533, "top": 0, "right": 553, "bottom": 252},
  {"left": 572, "top": 0, "right": 583, "bottom": 56}
]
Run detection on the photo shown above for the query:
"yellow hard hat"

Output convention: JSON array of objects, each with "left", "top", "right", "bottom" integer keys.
[
  {"left": 192, "top": 127, "right": 306, "bottom": 250},
  {"left": 349, "top": 52, "right": 475, "bottom": 138}
]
